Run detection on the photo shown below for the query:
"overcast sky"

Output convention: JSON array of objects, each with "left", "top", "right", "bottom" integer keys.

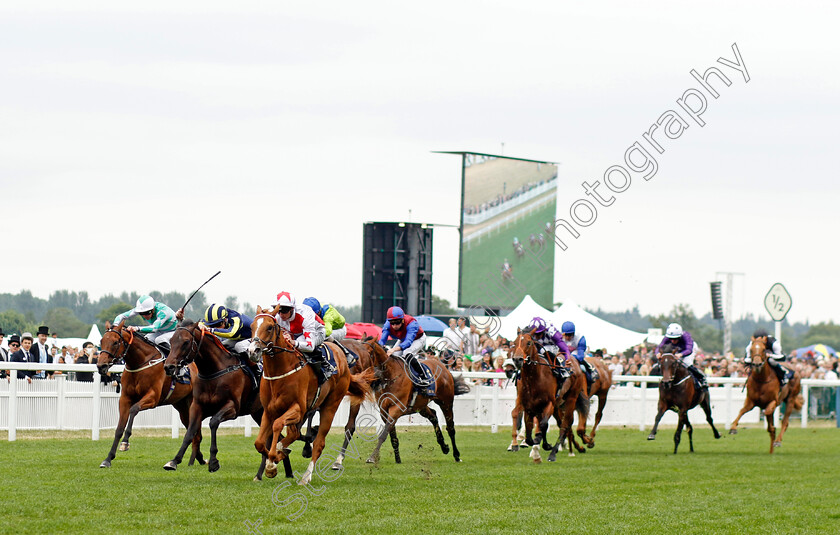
[{"left": 2, "top": 1, "right": 838, "bottom": 325}]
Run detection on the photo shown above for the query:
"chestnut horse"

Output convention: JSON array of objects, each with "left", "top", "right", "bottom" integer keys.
[
  {"left": 97, "top": 321, "right": 204, "bottom": 468},
  {"left": 580, "top": 357, "right": 612, "bottom": 448},
  {"left": 729, "top": 337, "right": 803, "bottom": 453},
  {"left": 161, "top": 320, "right": 292, "bottom": 479},
  {"left": 364, "top": 339, "right": 470, "bottom": 464},
  {"left": 510, "top": 330, "right": 589, "bottom": 463},
  {"left": 249, "top": 306, "right": 374, "bottom": 484},
  {"left": 647, "top": 350, "right": 721, "bottom": 453}
]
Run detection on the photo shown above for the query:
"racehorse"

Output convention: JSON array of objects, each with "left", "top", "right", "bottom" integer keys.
[
  {"left": 96, "top": 320, "right": 204, "bottom": 468},
  {"left": 729, "top": 337, "right": 803, "bottom": 453},
  {"left": 364, "top": 338, "right": 470, "bottom": 464},
  {"left": 510, "top": 330, "right": 589, "bottom": 462},
  {"left": 161, "top": 320, "right": 293, "bottom": 479},
  {"left": 647, "top": 349, "right": 721, "bottom": 453},
  {"left": 579, "top": 356, "right": 612, "bottom": 448},
  {"left": 249, "top": 306, "right": 374, "bottom": 484}
]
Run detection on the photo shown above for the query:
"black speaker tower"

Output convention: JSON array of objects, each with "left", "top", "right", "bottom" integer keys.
[{"left": 362, "top": 222, "right": 433, "bottom": 323}]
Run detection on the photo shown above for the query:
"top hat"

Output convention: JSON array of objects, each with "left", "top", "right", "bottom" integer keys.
[
  {"left": 37, "top": 326, "right": 50, "bottom": 336},
  {"left": 0, "top": 327, "right": 5, "bottom": 336},
  {"left": 9, "top": 334, "right": 21, "bottom": 345}
]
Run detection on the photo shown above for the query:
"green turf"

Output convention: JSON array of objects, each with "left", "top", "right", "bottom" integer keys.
[
  {"left": 460, "top": 201, "right": 556, "bottom": 309},
  {"left": 1, "top": 425, "right": 837, "bottom": 534}
]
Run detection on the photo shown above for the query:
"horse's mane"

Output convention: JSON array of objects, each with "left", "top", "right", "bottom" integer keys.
[
  {"left": 179, "top": 319, "right": 197, "bottom": 328},
  {"left": 660, "top": 342, "right": 678, "bottom": 355}
]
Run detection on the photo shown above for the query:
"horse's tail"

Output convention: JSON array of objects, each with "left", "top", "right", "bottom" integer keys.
[
  {"left": 451, "top": 372, "right": 471, "bottom": 396},
  {"left": 791, "top": 393, "right": 804, "bottom": 411},
  {"left": 347, "top": 368, "right": 376, "bottom": 406},
  {"left": 576, "top": 390, "right": 590, "bottom": 421}
]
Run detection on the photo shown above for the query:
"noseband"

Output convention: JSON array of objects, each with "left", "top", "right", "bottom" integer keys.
[{"left": 98, "top": 328, "right": 134, "bottom": 369}]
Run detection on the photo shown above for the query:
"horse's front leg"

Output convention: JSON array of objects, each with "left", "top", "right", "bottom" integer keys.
[
  {"left": 206, "top": 402, "right": 238, "bottom": 472},
  {"left": 764, "top": 402, "right": 778, "bottom": 454},
  {"left": 509, "top": 400, "right": 523, "bottom": 452},
  {"left": 164, "top": 400, "right": 203, "bottom": 471},
  {"left": 366, "top": 404, "right": 406, "bottom": 464},
  {"left": 648, "top": 400, "right": 667, "bottom": 440},
  {"left": 673, "top": 411, "right": 686, "bottom": 454},
  {"left": 729, "top": 398, "right": 755, "bottom": 435}
]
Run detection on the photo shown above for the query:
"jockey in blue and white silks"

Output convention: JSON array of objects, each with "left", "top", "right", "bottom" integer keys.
[{"left": 560, "top": 321, "right": 598, "bottom": 382}]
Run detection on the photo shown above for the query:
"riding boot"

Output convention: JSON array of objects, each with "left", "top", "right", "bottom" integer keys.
[
  {"left": 688, "top": 365, "right": 707, "bottom": 389},
  {"left": 770, "top": 360, "right": 788, "bottom": 386}
]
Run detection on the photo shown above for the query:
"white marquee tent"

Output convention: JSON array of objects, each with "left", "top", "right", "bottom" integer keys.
[{"left": 495, "top": 295, "right": 648, "bottom": 354}]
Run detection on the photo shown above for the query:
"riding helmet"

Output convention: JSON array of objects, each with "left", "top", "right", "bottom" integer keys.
[
  {"left": 203, "top": 304, "right": 229, "bottom": 327},
  {"left": 275, "top": 291, "right": 295, "bottom": 308},
  {"left": 528, "top": 317, "right": 547, "bottom": 333},
  {"left": 303, "top": 297, "right": 322, "bottom": 317},
  {"left": 561, "top": 321, "right": 576, "bottom": 335},
  {"left": 387, "top": 306, "right": 405, "bottom": 320},
  {"left": 134, "top": 295, "right": 155, "bottom": 314},
  {"left": 666, "top": 323, "right": 683, "bottom": 338}
]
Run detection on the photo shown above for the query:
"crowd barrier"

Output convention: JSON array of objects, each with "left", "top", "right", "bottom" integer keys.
[{"left": 2, "top": 363, "right": 839, "bottom": 442}]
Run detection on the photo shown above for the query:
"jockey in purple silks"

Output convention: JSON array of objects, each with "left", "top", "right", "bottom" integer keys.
[
  {"left": 526, "top": 317, "right": 572, "bottom": 379},
  {"left": 657, "top": 322, "right": 707, "bottom": 389}
]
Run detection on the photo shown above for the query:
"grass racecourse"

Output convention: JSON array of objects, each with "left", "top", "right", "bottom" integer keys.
[{"left": 1, "top": 424, "right": 838, "bottom": 534}]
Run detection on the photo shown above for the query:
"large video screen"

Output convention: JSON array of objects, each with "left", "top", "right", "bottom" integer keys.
[{"left": 458, "top": 153, "right": 557, "bottom": 310}]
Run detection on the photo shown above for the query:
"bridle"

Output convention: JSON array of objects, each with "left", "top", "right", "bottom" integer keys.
[
  {"left": 659, "top": 353, "right": 690, "bottom": 387},
  {"left": 99, "top": 327, "right": 165, "bottom": 373},
  {"left": 514, "top": 332, "right": 555, "bottom": 369},
  {"left": 251, "top": 313, "right": 306, "bottom": 381},
  {"left": 171, "top": 323, "right": 207, "bottom": 367}
]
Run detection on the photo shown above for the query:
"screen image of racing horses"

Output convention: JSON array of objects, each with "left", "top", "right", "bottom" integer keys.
[{"left": 459, "top": 154, "right": 558, "bottom": 309}]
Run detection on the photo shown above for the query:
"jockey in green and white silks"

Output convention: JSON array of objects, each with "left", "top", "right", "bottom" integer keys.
[
  {"left": 302, "top": 297, "right": 346, "bottom": 342},
  {"left": 113, "top": 295, "right": 178, "bottom": 346}
]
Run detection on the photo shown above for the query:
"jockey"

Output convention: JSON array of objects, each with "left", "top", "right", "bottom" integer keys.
[
  {"left": 113, "top": 295, "right": 178, "bottom": 347},
  {"left": 302, "top": 297, "right": 346, "bottom": 342},
  {"left": 378, "top": 306, "right": 430, "bottom": 388},
  {"left": 273, "top": 291, "right": 328, "bottom": 367},
  {"left": 526, "top": 317, "right": 571, "bottom": 378},
  {"left": 560, "top": 321, "right": 598, "bottom": 383},
  {"left": 200, "top": 303, "right": 252, "bottom": 354},
  {"left": 744, "top": 328, "right": 788, "bottom": 386},
  {"left": 657, "top": 323, "right": 707, "bottom": 389}
]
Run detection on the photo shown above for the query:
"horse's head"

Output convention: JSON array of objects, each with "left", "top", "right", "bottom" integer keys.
[
  {"left": 749, "top": 336, "right": 767, "bottom": 368},
  {"left": 659, "top": 346, "right": 679, "bottom": 386},
  {"left": 98, "top": 320, "right": 131, "bottom": 375},
  {"left": 512, "top": 329, "right": 539, "bottom": 365},
  {"left": 164, "top": 320, "right": 201, "bottom": 376},
  {"left": 248, "top": 305, "right": 295, "bottom": 364}
]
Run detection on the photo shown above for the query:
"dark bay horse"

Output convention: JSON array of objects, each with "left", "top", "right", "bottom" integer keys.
[
  {"left": 364, "top": 339, "right": 470, "bottom": 464},
  {"left": 96, "top": 321, "right": 204, "bottom": 468},
  {"left": 249, "top": 306, "right": 374, "bottom": 484},
  {"left": 729, "top": 337, "right": 803, "bottom": 453},
  {"left": 511, "top": 330, "right": 589, "bottom": 462},
  {"left": 161, "top": 320, "right": 292, "bottom": 479},
  {"left": 647, "top": 350, "right": 721, "bottom": 453}
]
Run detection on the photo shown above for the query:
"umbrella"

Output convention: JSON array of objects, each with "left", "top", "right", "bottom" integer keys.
[
  {"left": 791, "top": 344, "right": 837, "bottom": 360},
  {"left": 414, "top": 315, "right": 448, "bottom": 334},
  {"left": 349, "top": 323, "right": 382, "bottom": 340},
  {"left": 344, "top": 324, "right": 364, "bottom": 340}
]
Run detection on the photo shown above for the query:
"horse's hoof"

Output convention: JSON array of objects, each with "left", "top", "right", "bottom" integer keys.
[
  {"left": 587, "top": 442, "right": 594, "bottom": 449},
  {"left": 773, "top": 441, "right": 782, "bottom": 448},
  {"left": 163, "top": 461, "right": 177, "bottom": 471},
  {"left": 454, "top": 457, "right": 462, "bottom": 462},
  {"left": 301, "top": 446, "right": 312, "bottom": 459},
  {"left": 365, "top": 456, "right": 376, "bottom": 464},
  {"left": 208, "top": 459, "right": 220, "bottom": 473},
  {"left": 647, "top": 434, "right": 656, "bottom": 441},
  {"left": 99, "top": 460, "right": 111, "bottom": 468},
  {"left": 441, "top": 445, "right": 450, "bottom": 455},
  {"left": 265, "top": 467, "right": 277, "bottom": 478},
  {"left": 547, "top": 455, "right": 556, "bottom": 462},
  {"left": 118, "top": 442, "right": 130, "bottom": 452},
  {"left": 330, "top": 462, "right": 343, "bottom": 471},
  {"left": 394, "top": 458, "right": 402, "bottom": 464},
  {"left": 568, "top": 452, "right": 575, "bottom": 457},
  {"left": 533, "top": 457, "right": 541, "bottom": 464},
  {"left": 253, "top": 476, "right": 261, "bottom": 482},
  {"left": 729, "top": 429, "right": 738, "bottom": 435}
]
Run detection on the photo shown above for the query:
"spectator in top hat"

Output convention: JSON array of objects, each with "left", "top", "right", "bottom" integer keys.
[
  {"left": 10, "top": 333, "right": 35, "bottom": 382},
  {"left": 0, "top": 327, "right": 8, "bottom": 379},
  {"left": 31, "top": 325, "right": 53, "bottom": 379}
]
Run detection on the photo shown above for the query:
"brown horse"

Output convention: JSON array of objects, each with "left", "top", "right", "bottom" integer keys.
[
  {"left": 579, "top": 357, "right": 612, "bottom": 448},
  {"left": 249, "top": 306, "right": 374, "bottom": 484},
  {"left": 323, "top": 337, "right": 378, "bottom": 470},
  {"left": 729, "top": 337, "right": 803, "bottom": 453},
  {"left": 647, "top": 351, "right": 721, "bottom": 453},
  {"left": 97, "top": 321, "right": 204, "bottom": 468},
  {"left": 364, "top": 340, "right": 470, "bottom": 464},
  {"left": 510, "top": 330, "right": 589, "bottom": 462},
  {"left": 160, "top": 320, "right": 293, "bottom": 479}
]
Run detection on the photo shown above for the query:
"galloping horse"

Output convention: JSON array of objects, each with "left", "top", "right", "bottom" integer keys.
[
  {"left": 579, "top": 356, "right": 612, "bottom": 448},
  {"left": 510, "top": 330, "right": 589, "bottom": 462},
  {"left": 364, "top": 339, "right": 470, "bottom": 464},
  {"left": 97, "top": 321, "right": 204, "bottom": 468},
  {"left": 161, "top": 320, "right": 292, "bottom": 479},
  {"left": 249, "top": 306, "right": 374, "bottom": 484},
  {"left": 647, "top": 349, "right": 721, "bottom": 453},
  {"left": 729, "top": 337, "right": 803, "bottom": 453}
]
